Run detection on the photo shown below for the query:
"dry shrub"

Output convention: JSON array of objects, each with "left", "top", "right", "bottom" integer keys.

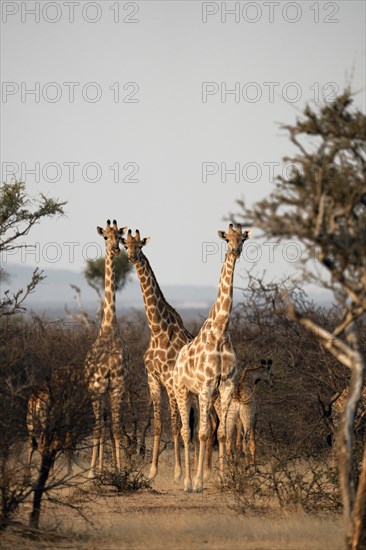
[
  {"left": 223, "top": 456, "right": 342, "bottom": 514},
  {"left": 96, "top": 466, "right": 152, "bottom": 493}
]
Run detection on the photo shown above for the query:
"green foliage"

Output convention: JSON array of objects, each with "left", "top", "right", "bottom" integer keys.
[
  {"left": 0, "top": 180, "right": 66, "bottom": 317},
  {"left": 84, "top": 253, "right": 132, "bottom": 293},
  {"left": 0, "top": 180, "right": 66, "bottom": 252}
]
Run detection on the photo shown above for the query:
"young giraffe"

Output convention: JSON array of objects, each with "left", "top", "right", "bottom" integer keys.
[
  {"left": 173, "top": 224, "right": 251, "bottom": 492},
  {"left": 219, "top": 359, "right": 273, "bottom": 466},
  {"left": 27, "top": 380, "right": 74, "bottom": 474},
  {"left": 326, "top": 383, "right": 366, "bottom": 462},
  {"left": 121, "top": 229, "right": 193, "bottom": 481},
  {"left": 85, "top": 219, "right": 129, "bottom": 477},
  {"left": 27, "top": 386, "right": 51, "bottom": 468}
]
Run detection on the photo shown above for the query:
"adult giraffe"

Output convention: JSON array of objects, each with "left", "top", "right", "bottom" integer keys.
[
  {"left": 85, "top": 219, "right": 130, "bottom": 477},
  {"left": 121, "top": 229, "right": 193, "bottom": 481},
  {"left": 174, "top": 224, "right": 251, "bottom": 491}
]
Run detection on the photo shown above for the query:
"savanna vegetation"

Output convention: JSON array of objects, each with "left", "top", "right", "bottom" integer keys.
[{"left": 0, "top": 89, "right": 365, "bottom": 549}]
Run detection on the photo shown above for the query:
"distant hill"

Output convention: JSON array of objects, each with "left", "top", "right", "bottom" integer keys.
[
  {"left": 1, "top": 263, "right": 333, "bottom": 322},
  {"left": 0, "top": 263, "right": 223, "bottom": 321}
]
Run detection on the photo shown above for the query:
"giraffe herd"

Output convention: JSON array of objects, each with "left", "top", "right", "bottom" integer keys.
[{"left": 27, "top": 220, "right": 275, "bottom": 492}]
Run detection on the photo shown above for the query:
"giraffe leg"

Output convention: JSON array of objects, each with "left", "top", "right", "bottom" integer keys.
[
  {"left": 217, "top": 380, "right": 235, "bottom": 477},
  {"left": 235, "top": 416, "right": 243, "bottom": 455},
  {"left": 147, "top": 374, "right": 162, "bottom": 480},
  {"left": 239, "top": 404, "right": 252, "bottom": 466},
  {"left": 225, "top": 400, "right": 239, "bottom": 460},
  {"left": 166, "top": 388, "right": 182, "bottom": 482},
  {"left": 110, "top": 387, "right": 123, "bottom": 472},
  {"left": 89, "top": 396, "right": 103, "bottom": 478},
  {"left": 204, "top": 408, "right": 217, "bottom": 481},
  {"left": 194, "top": 393, "right": 211, "bottom": 492},
  {"left": 248, "top": 427, "right": 256, "bottom": 466},
  {"left": 175, "top": 386, "right": 192, "bottom": 492}
]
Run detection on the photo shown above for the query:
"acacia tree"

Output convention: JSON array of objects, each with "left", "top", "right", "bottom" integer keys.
[
  {"left": 84, "top": 253, "right": 132, "bottom": 297},
  {"left": 0, "top": 180, "right": 66, "bottom": 316},
  {"left": 234, "top": 90, "right": 366, "bottom": 549}
]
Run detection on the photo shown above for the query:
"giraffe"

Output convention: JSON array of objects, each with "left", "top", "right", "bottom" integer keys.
[
  {"left": 84, "top": 219, "right": 129, "bottom": 477},
  {"left": 173, "top": 223, "right": 251, "bottom": 492},
  {"left": 213, "top": 359, "right": 273, "bottom": 467},
  {"left": 27, "top": 386, "right": 50, "bottom": 468},
  {"left": 27, "top": 381, "right": 74, "bottom": 474},
  {"left": 325, "top": 383, "right": 366, "bottom": 464},
  {"left": 121, "top": 229, "right": 193, "bottom": 481}
]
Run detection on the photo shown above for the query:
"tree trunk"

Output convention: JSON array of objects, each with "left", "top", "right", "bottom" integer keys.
[
  {"left": 337, "top": 325, "right": 365, "bottom": 550},
  {"left": 29, "top": 450, "right": 55, "bottom": 529},
  {"left": 352, "top": 441, "right": 366, "bottom": 549}
]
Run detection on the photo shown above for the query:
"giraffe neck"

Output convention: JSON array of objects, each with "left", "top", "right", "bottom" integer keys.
[
  {"left": 134, "top": 253, "right": 172, "bottom": 333},
  {"left": 100, "top": 250, "right": 117, "bottom": 331},
  {"left": 207, "top": 251, "right": 237, "bottom": 337}
]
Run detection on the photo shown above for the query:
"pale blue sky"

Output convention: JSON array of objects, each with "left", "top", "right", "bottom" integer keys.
[{"left": 1, "top": 0, "right": 365, "bottom": 289}]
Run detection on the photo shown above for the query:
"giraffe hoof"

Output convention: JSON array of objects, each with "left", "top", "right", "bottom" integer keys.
[
  {"left": 184, "top": 479, "right": 192, "bottom": 492},
  {"left": 193, "top": 479, "right": 203, "bottom": 492},
  {"left": 148, "top": 471, "right": 157, "bottom": 481}
]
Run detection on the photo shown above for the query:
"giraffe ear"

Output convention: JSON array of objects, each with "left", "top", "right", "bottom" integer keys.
[
  {"left": 97, "top": 226, "right": 104, "bottom": 236},
  {"left": 218, "top": 231, "right": 228, "bottom": 241},
  {"left": 141, "top": 237, "right": 150, "bottom": 247},
  {"left": 120, "top": 237, "right": 127, "bottom": 246},
  {"left": 118, "top": 227, "right": 127, "bottom": 236},
  {"left": 242, "top": 229, "right": 252, "bottom": 240}
]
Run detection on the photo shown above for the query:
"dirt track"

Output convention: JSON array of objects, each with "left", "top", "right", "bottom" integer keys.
[{"left": 1, "top": 449, "right": 344, "bottom": 550}]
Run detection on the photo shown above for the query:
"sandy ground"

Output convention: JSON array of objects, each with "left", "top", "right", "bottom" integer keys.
[{"left": 0, "top": 448, "right": 344, "bottom": 550}]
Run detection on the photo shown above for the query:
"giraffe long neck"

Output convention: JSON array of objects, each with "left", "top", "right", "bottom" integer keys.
[
  {"left": 100, "top": 250, "right": 117, "bottom": 331},
  {"left": 207, "top": 251, "right": 237, "bottom": 337},
  {"left": 134, "top": 253, "right": 171, "bottom": 333}
]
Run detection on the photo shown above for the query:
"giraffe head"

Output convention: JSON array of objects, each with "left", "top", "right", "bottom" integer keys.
[
  {"left": 256, "top": 359, "right": 273, "bottom": 387},
  {"left": 97, "top": 219, "right": 127, "bottom": 256},
  {"left": 218, "top": 224, "right": 251, "bottom": 259},
  {"left": 121, "top": 229, "right": 150, "bottom": 264}
]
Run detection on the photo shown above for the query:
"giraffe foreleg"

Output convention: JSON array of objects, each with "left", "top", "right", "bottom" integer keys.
[
  {"left": 175, "top": 386, "right": 192, "bottom": 492},
  {"left": 239, "top": 402, "right": 256, "bottom": 466},
  {"left": 167, "top": 388, "right": 182, "bottom": 482},
  {"left": 217, "top": 380, "right": 235, "bottom": 477},
  {"left": 89, "top": 396, "right": 103, "bottom": 478},
  {"left": 225, "top": 399, "right": 239, "bottom": 459},
  {"left": 235, "top": 416, "right": 243, "bottom": 454},
  {"left": 194, "top": 392, "right": 212, "bottom": 492},
  {"left": 147, "top": 374, "right": 162, "bottom": 480},
  {"left": 204, "top": 407, "right": 217, "bottom": 481},
  {"left": 110, "top": 387, "right": 123, "bottom": 472}
]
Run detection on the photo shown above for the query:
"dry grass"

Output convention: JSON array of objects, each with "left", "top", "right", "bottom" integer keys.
[{"left": 0, "top": 447, "right": 344, "bottom": 550}]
